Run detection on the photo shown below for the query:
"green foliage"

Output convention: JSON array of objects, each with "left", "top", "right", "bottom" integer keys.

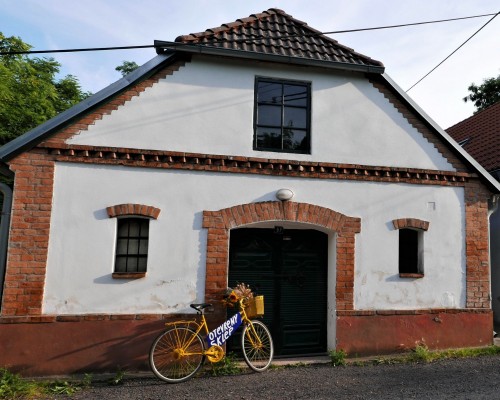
[
  {"left": 0, "top": 32, "right": 91, "bottom": 146},
  {"left": 0, "top": 368, "right": 48, "bottom": 399},
  {"left": 0, "top": 368, "right": 94, "bottom": 399},
  {"left": 108, "top": 369, "right": 125, "bottom": 385},
  {"left": 463, "top": 74, "right": 500, "bottom": 113},
  {"left": 115, "top": 60, "right": 139, "bottom": 77},
  {"left": 209, "top": 353, "right": 243, "bottom": 376},
  {"left": 329, "top": 348, "right": 347, "bottom": 367}
]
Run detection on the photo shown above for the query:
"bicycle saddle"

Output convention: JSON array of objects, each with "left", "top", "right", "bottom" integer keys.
[{"left": 190, "top": 303, "right": 212, "bottom": 312}]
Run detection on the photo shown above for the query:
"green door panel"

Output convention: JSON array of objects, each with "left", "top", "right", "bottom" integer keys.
[{"left": 228, "top": 228, "right": 328, "bottom": 356}]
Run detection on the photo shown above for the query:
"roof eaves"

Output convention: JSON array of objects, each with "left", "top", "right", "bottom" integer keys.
[
  {"left": 154, "top": 41, "right": 385, "bottom": 74},
  {"left": 0, "top": 53, "right": 178, "bottom": 162},
  {"left": 380, "top": 73, "right": 500, "bottom": 193}
]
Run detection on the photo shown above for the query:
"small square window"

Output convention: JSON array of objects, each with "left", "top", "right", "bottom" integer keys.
[
  {"left": 114, "top": 217, "right": 149, "bottom": 275},
  {"left": 254, "top": 78, "right": 311, "bottom": 153},
  {"left": 399, "top": 228, "right": 424, "bottom": 277}
]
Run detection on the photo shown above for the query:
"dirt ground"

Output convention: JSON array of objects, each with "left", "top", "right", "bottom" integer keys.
[{"left": 62, "top": 353, "right": 500, "bottom": 400}]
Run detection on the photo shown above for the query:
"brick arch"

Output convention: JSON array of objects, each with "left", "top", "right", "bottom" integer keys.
[
  {"left": 106, "top": 203, "right": 161, "bottom": 219},
  {"left": 202, "top": 201, "right": 361, "bottom": 315}
]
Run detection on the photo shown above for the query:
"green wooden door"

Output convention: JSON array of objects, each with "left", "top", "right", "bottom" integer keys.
[{"left": 228, "top": 228, "right": 328, "bottom": 356}]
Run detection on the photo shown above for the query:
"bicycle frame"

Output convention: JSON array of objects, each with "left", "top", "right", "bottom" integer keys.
[{"left": 164, "top": 299, "right": 263, "bottom": 363}]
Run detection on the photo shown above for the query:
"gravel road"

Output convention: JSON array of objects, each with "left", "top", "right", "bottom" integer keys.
[{"left": 63, "top": 355, "right": 500, "bottom": 400}]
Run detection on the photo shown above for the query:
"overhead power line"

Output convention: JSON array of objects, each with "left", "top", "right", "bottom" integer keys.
[
  {"left": 0, "top": 12, "right": 497, "bottom": 56},
  {"left": 406, "top": 11, "right": 499, "bottom": 92}
]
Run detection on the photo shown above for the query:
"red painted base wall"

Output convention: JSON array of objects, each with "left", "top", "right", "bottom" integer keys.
[
  {"left": 0, "top": 319, "right": 167, "bottom": 377},
  {"left": 337, "top": 311, "right": 493, "bottom": 356},
  {"left": 0, "top": 310, "right": 493, "bottom": 376}
]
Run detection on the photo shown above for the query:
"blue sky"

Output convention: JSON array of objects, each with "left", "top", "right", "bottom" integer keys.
[{"left": 0, "top": 0, "right": 499, "bottom": 128}]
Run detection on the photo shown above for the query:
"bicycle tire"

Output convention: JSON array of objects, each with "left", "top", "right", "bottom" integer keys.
[
  {"left": 241, "top": 320, "right": 274, "bottom": 372},
  {"left": 149, "top": 327, "right": 205, "bottom": 383}
]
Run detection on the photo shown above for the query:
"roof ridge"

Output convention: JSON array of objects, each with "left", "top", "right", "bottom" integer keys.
[{"left": 173, "top": 8, "right": 383, "bottom": 68}]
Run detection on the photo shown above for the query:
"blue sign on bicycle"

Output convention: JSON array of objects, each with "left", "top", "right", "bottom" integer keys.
[{"left": 207, "top": 313, "right": 242, "bottom": 347}]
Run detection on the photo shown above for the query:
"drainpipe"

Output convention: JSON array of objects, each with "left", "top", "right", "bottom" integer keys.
[{"left": 0, "top": 181, "right": 13, "bottom": 313}]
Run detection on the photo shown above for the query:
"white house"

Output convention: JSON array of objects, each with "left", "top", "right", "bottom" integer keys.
[{"left": 1, "top": 9, "right": 498, "bottom": 376}]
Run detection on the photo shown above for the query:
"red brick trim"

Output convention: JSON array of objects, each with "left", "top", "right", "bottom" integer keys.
[
  {"left": 40, "top": 145, "right": 470, "bottom": 187},
  {"left": 392, "top": 218, "right": 429, "bottom": 231},
  {"left": 464, "top": 181, "right": 491, "bottom": 308},
  {"left": 106, "top": 203, "right": 161, "bottom": 219},
  {"left": 111, "top": 272, "right": 147, "bottom": 279},
  {"left": 0, "top": 307, "right": 488, "bottom": 324},
  {"left": 202, "top": 201, "right": 361, "bottom": 313}
]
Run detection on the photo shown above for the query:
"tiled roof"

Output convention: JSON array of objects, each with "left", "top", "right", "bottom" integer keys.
[
  {"left": 175, "top": 8, "right": 384, "bottom": 69},
  {"left": 446, "top": 102, "right": 500, "bottom": 172}
]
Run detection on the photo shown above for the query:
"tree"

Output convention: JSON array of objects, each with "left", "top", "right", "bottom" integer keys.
[
  {"left": 115, "top": 60, "right": 139, "bottom": 77},
  {"left": 463, "top": 74, "right": 500, "bottom": 113},
  {"left": 0, "top": 32, "right": 91, "bottom": 146}
]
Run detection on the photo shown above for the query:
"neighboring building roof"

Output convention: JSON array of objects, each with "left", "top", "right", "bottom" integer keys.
[
  {"left": 446, "top": 101, "right": 500, "bottom": 174},
  {"left": 0, "top": 8, "right": 499, "bottom": 193},
  {"left": 173, "top": 8, "right": 384, "bottom": 69}
]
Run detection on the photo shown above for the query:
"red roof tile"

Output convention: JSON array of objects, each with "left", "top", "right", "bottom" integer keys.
[
  {"left": 175, "top": 8, "right": 383, "bottom": 68},
  {"left": 446, "top": 102, "right": 500, "bottom": 172}
]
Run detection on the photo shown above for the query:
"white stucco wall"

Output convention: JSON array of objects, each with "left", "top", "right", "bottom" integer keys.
[
  {"left": 68, "top": 56, "right": 453, "bottom": 172},
  {"left": 43, "top": 163, "right": 466, "bottom": 315}
]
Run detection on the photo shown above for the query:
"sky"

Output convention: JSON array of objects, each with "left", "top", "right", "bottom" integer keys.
[{"left": 0, "top": 0, "right": 499, "bottom": 129}]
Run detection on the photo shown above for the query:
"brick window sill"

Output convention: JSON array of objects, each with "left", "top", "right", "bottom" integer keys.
[
  {"left": 112, "top": 272, "right": 146, "bottom": 279},
  {"left": 399, "top": 273, "right": 424, "bottom": 279}
]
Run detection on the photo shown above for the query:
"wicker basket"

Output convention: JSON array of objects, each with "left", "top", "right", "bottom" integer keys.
[{"left": 245, "top": 295, "right": 264, "bottom": 318}]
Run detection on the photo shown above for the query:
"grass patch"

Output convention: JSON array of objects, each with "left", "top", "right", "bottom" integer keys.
[
  {"left": 329, "top": 349, "right": 347, "bottom": 367},
  {"left": 0, "top": 368, "right": 87, "bottom": 399}
]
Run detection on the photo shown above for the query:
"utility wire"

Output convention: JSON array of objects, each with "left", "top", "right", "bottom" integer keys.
[
  {"left": 0, "top": 12, "right": 497, "bottom": 56},
  {"left": 406, "top": 11, "right": 499, "bottom": 92}
]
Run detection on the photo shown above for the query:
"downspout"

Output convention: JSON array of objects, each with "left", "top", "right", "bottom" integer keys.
[{"left": 0, "top": 181, "right": 13, "bottom": 313}]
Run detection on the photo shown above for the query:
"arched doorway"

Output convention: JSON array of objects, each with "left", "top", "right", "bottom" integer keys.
[
  {"left": 228, "top": 227, "right": 328, "bottom": 355},
  {"left": 202, "top": 201, "right": 361, "bottom": 354}
]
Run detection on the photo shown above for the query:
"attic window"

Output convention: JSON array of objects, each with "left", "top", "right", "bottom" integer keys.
[{"left": 254, "top": 77, "right": 311, "bottom": 154}]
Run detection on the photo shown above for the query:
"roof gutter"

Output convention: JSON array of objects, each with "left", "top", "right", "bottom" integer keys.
[
  {"left": 154, "top": 40, "right": 385, "bottom": 74},
  {"left": 0, "top": 182, "right": 13, "bottom": 311}
]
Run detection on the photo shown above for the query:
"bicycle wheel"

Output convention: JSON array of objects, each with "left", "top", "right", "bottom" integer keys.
[
  {"left": 241, "top": 320, "right": 274, "bottom": 372},
  {"left": 149, "top": 327, "right": 205, "bottom": 383}
]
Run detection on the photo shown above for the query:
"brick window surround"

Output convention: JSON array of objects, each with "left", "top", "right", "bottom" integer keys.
[
  {"left": 392, "top": 218, "right": 429, "bottom": 231},
  {"left": 106, "top": 203, "right": 161, "bottom": 219},
  {"left": 106, "top": 203, "right": 161, "bottom": 279},
  {"left": 202, "top": 201, "right": 361, "bottom": 316}
]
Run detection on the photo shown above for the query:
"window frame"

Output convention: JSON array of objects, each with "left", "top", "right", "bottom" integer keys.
[
  {"left": 253, "top": 77, "right": 312, "bottom": 154},
  {"left": 112, "top": 216, "right": 150, "bottom": 279},
  {"left": 398, "top": 228, "right": 424, "bottom": 278}
]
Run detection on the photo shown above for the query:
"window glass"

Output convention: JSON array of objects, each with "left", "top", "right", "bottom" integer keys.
[
  {"left": 254, "top": 78, "right": 310, "bottom": 153},
  {"left": 284, "top": 107, "right": 307, "bottom": 129},
  {"left": 114, "top": 218, "right": 149, "bottom": 274},
  {"left": 284, "top": 84, "right": 307, "bottom": 106},
  {"left": 257, "top": 82, "right": 282, "bottom": 103},
  {"left": 258, "top": 104, "right": 282, "bottom": 126}
]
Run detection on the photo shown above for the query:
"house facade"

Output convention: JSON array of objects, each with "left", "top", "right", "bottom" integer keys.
[
  {"left": 1, "top": 9, "right": 499, "bottom": 376},
  {"left": 446, "top": 101, "right": 500, "bottom": 332}
]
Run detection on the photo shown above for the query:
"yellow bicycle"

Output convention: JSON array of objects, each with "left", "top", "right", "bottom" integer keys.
[{"left": 149, "top": 298, "right": 274, "bottom": 383}]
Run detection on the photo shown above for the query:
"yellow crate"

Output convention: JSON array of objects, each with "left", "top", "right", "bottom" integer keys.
[{"left": 246, "top": 295, "right": 264, "bottom": 318}]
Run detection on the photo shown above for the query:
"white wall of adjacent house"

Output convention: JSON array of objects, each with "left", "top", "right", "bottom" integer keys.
[
  {"left": 67, "top": 56, "right": 454, "bottom": 172},
  {"left": 43, "top": 162, "right": 466, "bottom": 315}
]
